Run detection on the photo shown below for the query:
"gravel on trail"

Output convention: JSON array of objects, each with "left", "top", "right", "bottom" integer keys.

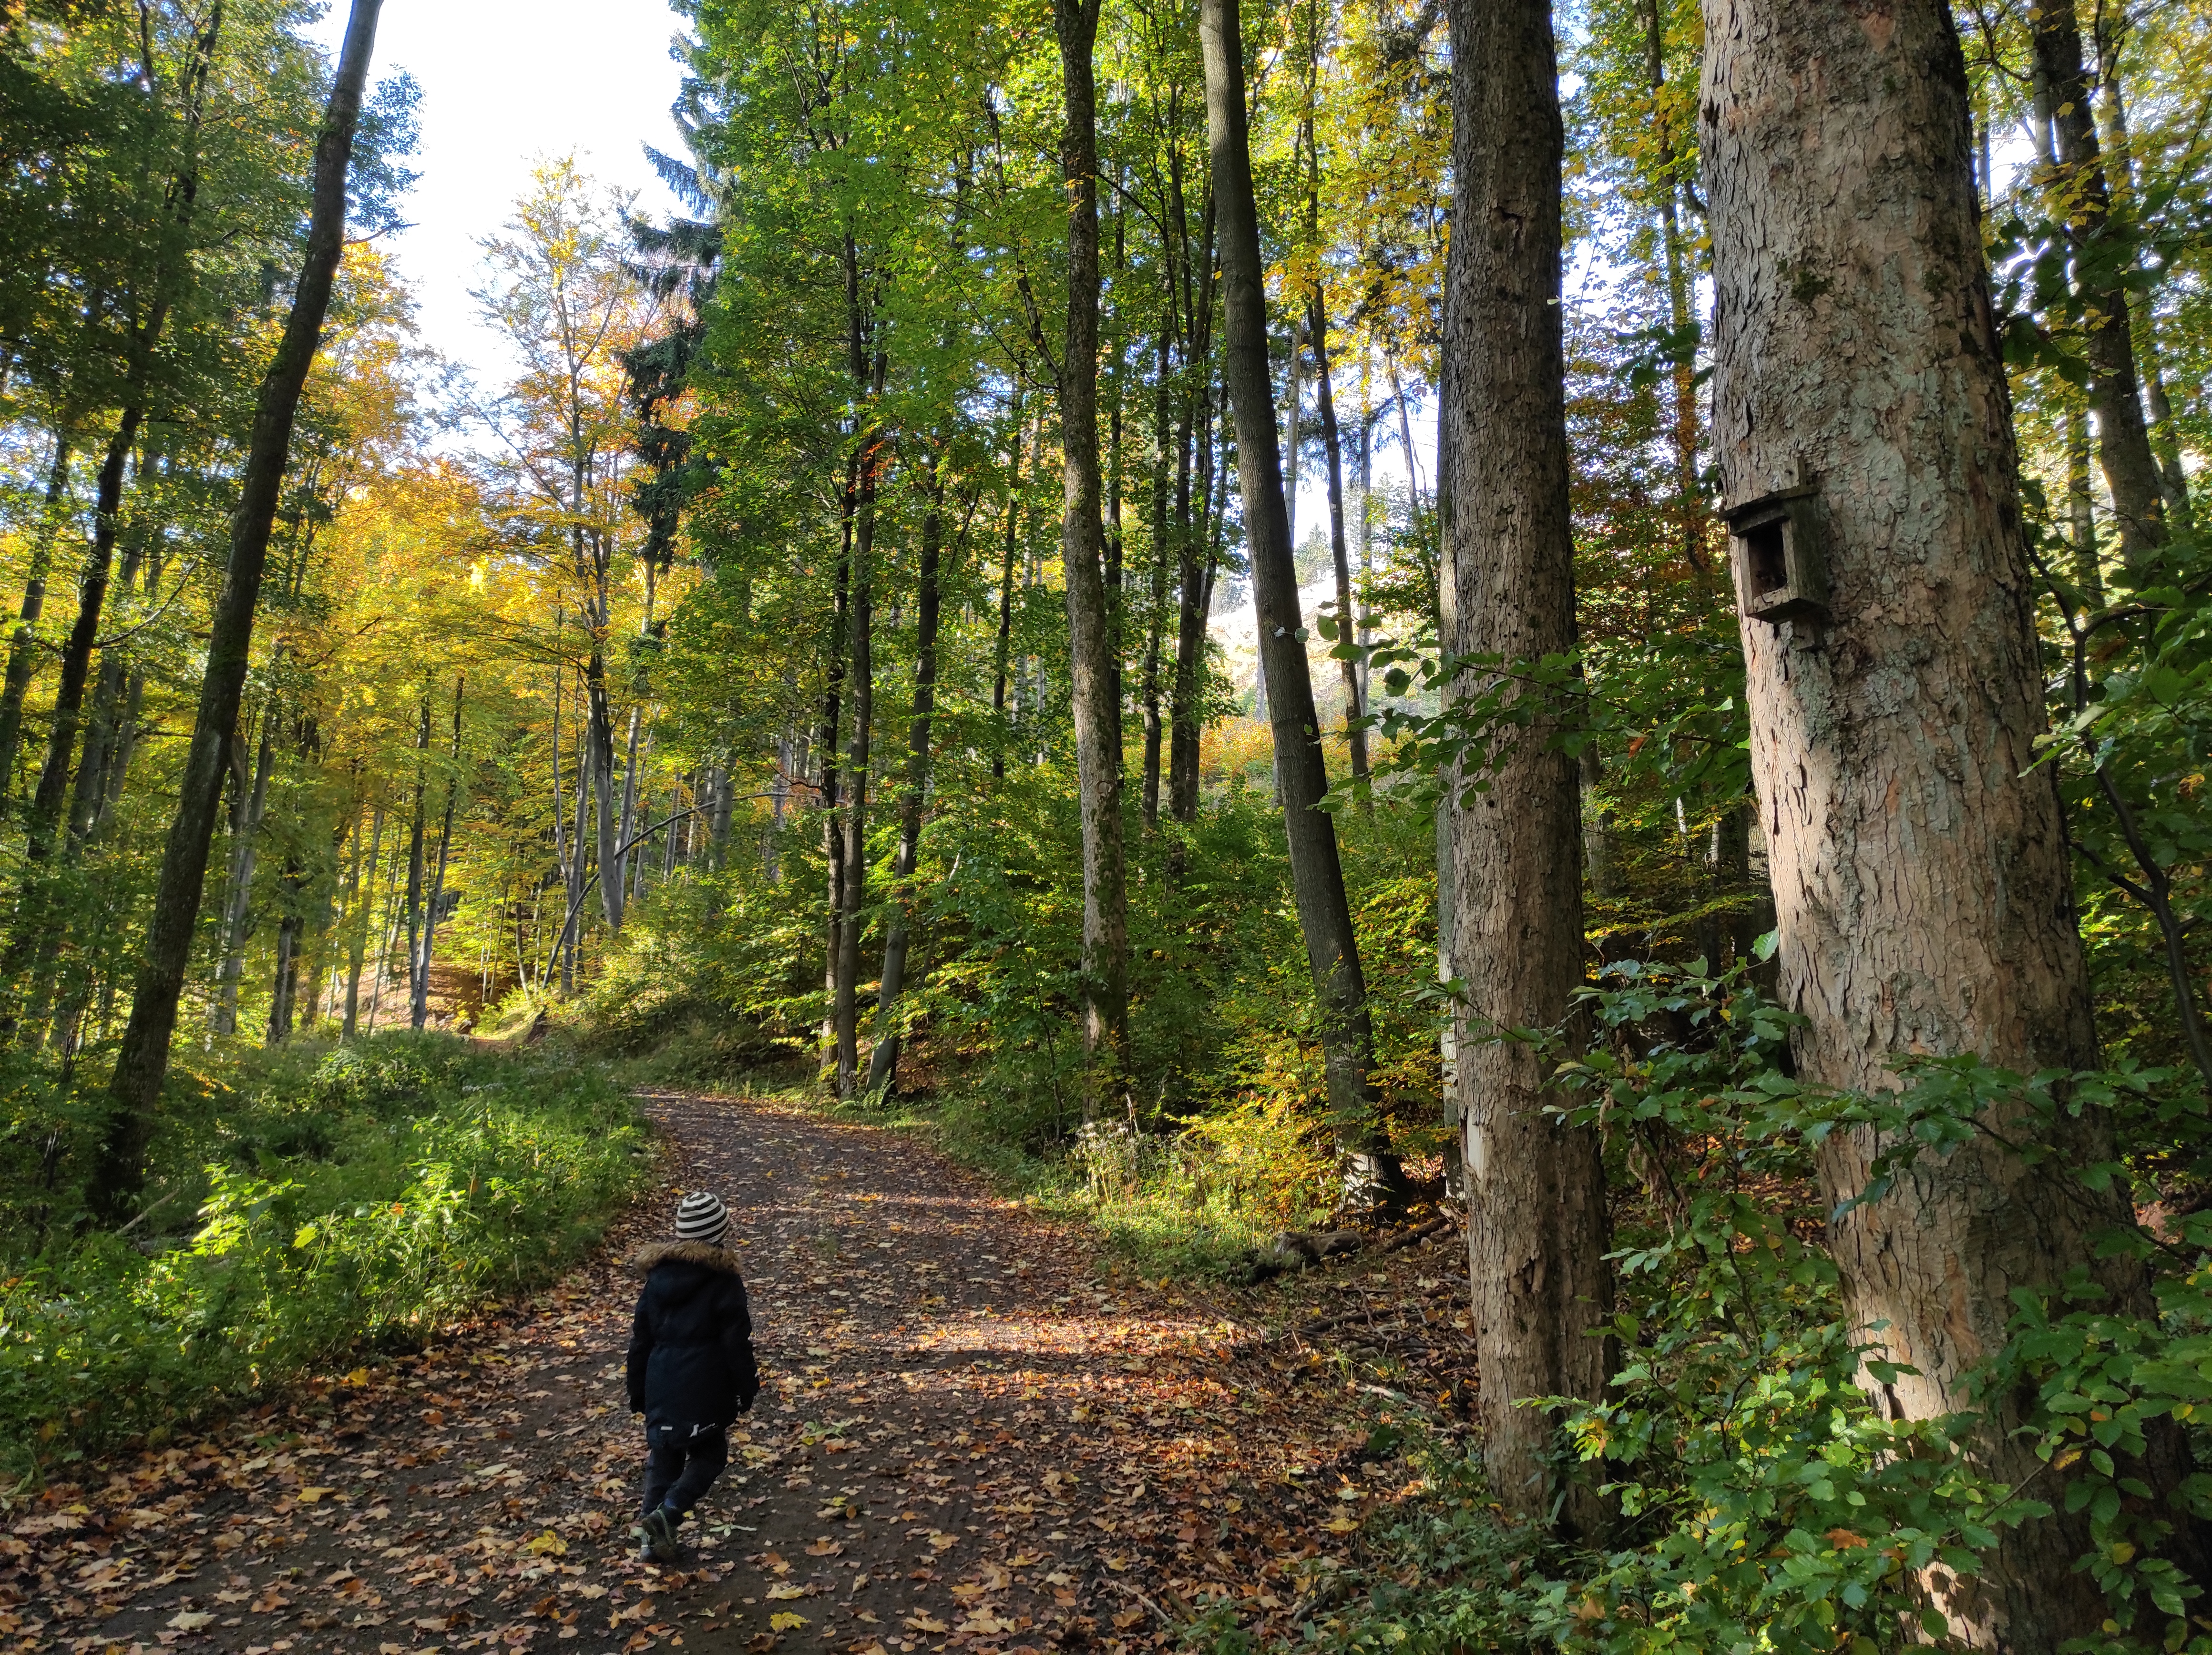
[{"left": 10, "top": 1090, "right": 1472, "bottom": 1655}]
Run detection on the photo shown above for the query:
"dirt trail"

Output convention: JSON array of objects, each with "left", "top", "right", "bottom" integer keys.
[{"left": 12, "top": 1091, "right": 1470, "bottom": 1655}]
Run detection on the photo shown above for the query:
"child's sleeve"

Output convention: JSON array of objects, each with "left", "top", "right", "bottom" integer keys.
[
  {"left": 723, "top": 1276, "right": 761, "bottom": 1412},
  {"left": 625, "top": 1288, "right": 653, "bottom": 1415}
]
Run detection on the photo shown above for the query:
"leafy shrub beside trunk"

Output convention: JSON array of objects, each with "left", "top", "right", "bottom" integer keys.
[{"left": 0, "top": 1035, "right": 645, "bottom": 1477}]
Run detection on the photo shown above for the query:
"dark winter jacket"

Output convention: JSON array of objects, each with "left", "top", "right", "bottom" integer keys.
[{"left": 625, "top": 1241, "right": 760, "bottom": 1430}]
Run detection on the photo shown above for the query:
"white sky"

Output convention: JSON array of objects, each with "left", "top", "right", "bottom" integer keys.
[{"left": 314, "top": 0, "right": 691, "bottom": 384}]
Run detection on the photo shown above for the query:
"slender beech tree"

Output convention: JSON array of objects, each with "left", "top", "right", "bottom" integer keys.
[
  {"left": 0, "top": 443, "right": 72, "bottom": 800},
  {"left": 1141, "top": 319, "right": 1171, "bottom": 827},
  {"left": 832, "top": 381, "right": 881, "bottom": 1098},
  {"left": 992, "top": 387, "right": 1024, "bottom": 783},
  {"left": 1702, "top": 2, "right": 2202, "bottom": 1641},
  {"left": 1053, "top": 0, "right": 1131, "bottom": 1086},
  {"left": 2029, "top": 0, "right": 2166, "bottom": 562},
  {"left": 1308, "top": 287, "right": 1366, "bottom": 786},
  {"left": 401, "top": 697, "right": 428, "bottom": 1029},
  {"left": 412, "top": 675, "right": 463, "bottom": 1029},
  {"left": 1439, "top": 0, "right": 1612, "bottom": 1540},
  {"left": 867, "top": 454, "right": 948, "bottom": 1093},
  {"left": 1200, "top": 0, "right": 1401, "bottom": 1204},
  {"left": 91, "top": 0, "right": 383, "bottom": 1217}
]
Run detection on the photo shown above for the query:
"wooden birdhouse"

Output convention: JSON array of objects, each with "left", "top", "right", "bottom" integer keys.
[{"left": 1725, "top": 480, "right": 1828, "bottom": 625}]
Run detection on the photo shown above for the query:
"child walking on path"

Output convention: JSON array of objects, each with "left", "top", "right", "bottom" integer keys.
[{"left": 626, "top": 1190, "right": 760, "bottom": 1563}]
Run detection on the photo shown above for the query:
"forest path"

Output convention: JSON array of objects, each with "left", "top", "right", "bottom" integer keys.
[{"left": 29, "top": 1089, "right": 1462, "bottom": 1655}]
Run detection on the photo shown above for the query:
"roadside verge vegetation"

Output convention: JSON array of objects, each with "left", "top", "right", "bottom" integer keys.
[{"left": 0, "top": 1035, "right": 646, "bottom": 1478}]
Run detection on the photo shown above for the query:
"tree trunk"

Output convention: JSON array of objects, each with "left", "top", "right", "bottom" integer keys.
[
  {"left": 586, "top": 649, "right": 621, "bottom": 934},
  {"left": 992, "top": 390, "right": 1024, "bottom": 784},
  {"left": 1440, "top": 0, "right": 1613, "bottom": 1541},
  {"left": 820, "top": 244, "right": 864, "bottom": 1072},
  {"left": 1580, "top": 745, "right": 1625, "bottom": 902},
  {"left": 2029, "top": 0, "right": 2165, "bottom": 562},
  {"left": 2089, "top": 17, "right": 2192, "bottom": 534},
  {"left": 29, "top": 3, "right": 217, "bottom": 852},
  {"left": 2067, "top": 397, "right": 2102, "bottom": 609},
  {"left": 26, "top": 407, "right": 145, "bottom": 858},
  {"left": 1167, "top": 381, "right": 1211, "bottom": 829},
  {"left": 614, "top": 703, "right": 642, "bottom": 910},
  {"left": 548, "top": 657, "right": 574, "bottom": 993},
  {"left": 832, "top": 406, "right": 879, "bottom": 1099},
  {"left": 1141, "top": 319, "right": 1171, "bottom": 829},
  {"left": 266, "top": 857, "right": 304, "bottom": 1044},
  {"left": 211, "top": 715, "right": 275, "bottom": 1038},
  {"left": 1700, "top": 3, "right": 2199, "bottom": 1640},
  {"left": 867, "top": 460, "right": 947, "bottom": 1095},
  {"left": 1639, "top": 0, "right": 1700, "bottom": 571},
  {"left": 0, "top": 441, "right": 71, "bottom": 804},
  {"left": 414, "top": 675, "right": 462, "bottom": 1030},
  {"left": 343, "top": 805, "right": 380, "bottom": 1038},
  {"left": 92, "top": 0, "right": 381, "bottom": 1215},
  {"left": 565, "top": 713, "right": 590, "bottom": 991},
  {"left": 403, "top": 699, "right": 428, "bottom": 1030},
  {"left": 1055, "top": 0, "right": 1131, "bottom": 1093},
  {"left": 1201, "top": 0, "right": 1402, "bottom": 1207},
  {"left": 1308, "top": 285, "right": 1367, "bottom": 788}
]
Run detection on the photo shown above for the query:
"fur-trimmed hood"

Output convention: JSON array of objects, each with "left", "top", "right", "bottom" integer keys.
[{"left": 633, "top": 1239, "right": 743, "bottom": 1277}]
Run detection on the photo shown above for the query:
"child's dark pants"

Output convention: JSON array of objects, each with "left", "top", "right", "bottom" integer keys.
[{"left": 643, "top": 1423, "right": 728, "bottom": 1520}]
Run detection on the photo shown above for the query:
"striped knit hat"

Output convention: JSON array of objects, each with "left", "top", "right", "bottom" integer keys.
[{"left": 674, "top": 1191, "right": 729, "bottom": 1246}]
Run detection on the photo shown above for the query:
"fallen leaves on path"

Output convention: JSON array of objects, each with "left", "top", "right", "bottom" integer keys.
[{"left": 3, "top": 1091, "right": 1475, "bottom": 1655}]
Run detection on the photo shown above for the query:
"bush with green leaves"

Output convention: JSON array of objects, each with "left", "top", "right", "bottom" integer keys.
[
  {"left": 0, "top": 1034, "right": 645, "bottom": 1477},
  {"left": 1294, "top": 959, "right": 2212, "bottom": 1654}
]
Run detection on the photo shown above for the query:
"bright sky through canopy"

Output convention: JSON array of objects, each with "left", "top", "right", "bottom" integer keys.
[{"left": 314, "top": 0, "right": 690, "bottom": 382}]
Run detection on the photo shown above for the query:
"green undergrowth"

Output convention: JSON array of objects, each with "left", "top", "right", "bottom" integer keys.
[
  {"left": 837, "top": 1083, "right": 1303, "bottom": 1281},
  {"left": 0, "top": 1033, "right": 648, "bottom": 1481},
  {"left": 571, "top": 1004, "right": 1329, "bottom": 1283}
]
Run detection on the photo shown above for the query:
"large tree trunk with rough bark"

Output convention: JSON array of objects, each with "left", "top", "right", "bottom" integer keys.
[
  {"left": 1201, "top": 0, "right": 1402, "bottom": 1206},
  {"left": 1440, "top": 0, "right": 1613, "bottom": 1542},
  {"left": 1054, "top": 0, "right": 1131, "bottom": 1092},
  {"left": 1701, "top": 2, "right": 2201, "bottom": 1642}
]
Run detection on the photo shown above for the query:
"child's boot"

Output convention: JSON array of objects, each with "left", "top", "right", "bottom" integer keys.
[{"left": 636, "top": 1505, "right": 681, "bottom": 1564}]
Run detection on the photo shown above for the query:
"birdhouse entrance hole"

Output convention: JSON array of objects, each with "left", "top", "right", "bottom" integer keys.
[{"left": 1743, "top": 519, "right": 1788, "bottom": 600}]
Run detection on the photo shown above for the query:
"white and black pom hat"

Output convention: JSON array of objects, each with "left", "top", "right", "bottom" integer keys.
[{"left": 674, "top": 1190, "right": 730, "bottom": 1246}]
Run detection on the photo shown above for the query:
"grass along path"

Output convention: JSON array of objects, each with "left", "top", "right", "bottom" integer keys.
[{"left": 10, "top": 1088, "right": 1476, "bottom": 1655}]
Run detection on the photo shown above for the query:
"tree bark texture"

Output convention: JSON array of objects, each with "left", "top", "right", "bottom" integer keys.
[
  {"left": 1701, "top": 3, "right": 2196, "bottom": 1641},
  {"left": 1440, "top": 0, "right": 1614, "bottom": 1541},
  {"left": 2089, "top": 18, "right": 2192, "bottom": 534},
  {"left": 403, "top": 700, "right": 428, "bottom": 1030},
  {"left": 1142, "top": 319, "right": 1171, "bottom": 830},
  {"left": 1055, "top": 0, "right": 1131, "bottom": 1085},
  {"left": 343, "top": 805, "right": 381, "bottom": 1038},
  {"left": 2029, "top": 0, "right": 2165, "bottom": 563},
  {"left": 210, "top": 716, "right": 274, "bottom": 1039},
  {"left": 414, "top": 677, "right": 462, "bottom": 1030},
  {"left": 993, "top": 391, "right": 1024, "bottom": 784},
  {"left": 1308, "top": 286, "right": 1367, "bottom": 786},
  {"left": 832, "top": 421, "right": 879, "bottom": 1099},
  {"left": 1201, "top": 0, "right": 1398, "bottom": 1198},
  {"left": 0, "top": 441, "right": 71, "bottom": 806},
  {"left": 90, "top": 0, "right": 383, "bottom": 1218},
  {"left": 868, "top": 462, "right": 946, "bottom": 1095}
]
